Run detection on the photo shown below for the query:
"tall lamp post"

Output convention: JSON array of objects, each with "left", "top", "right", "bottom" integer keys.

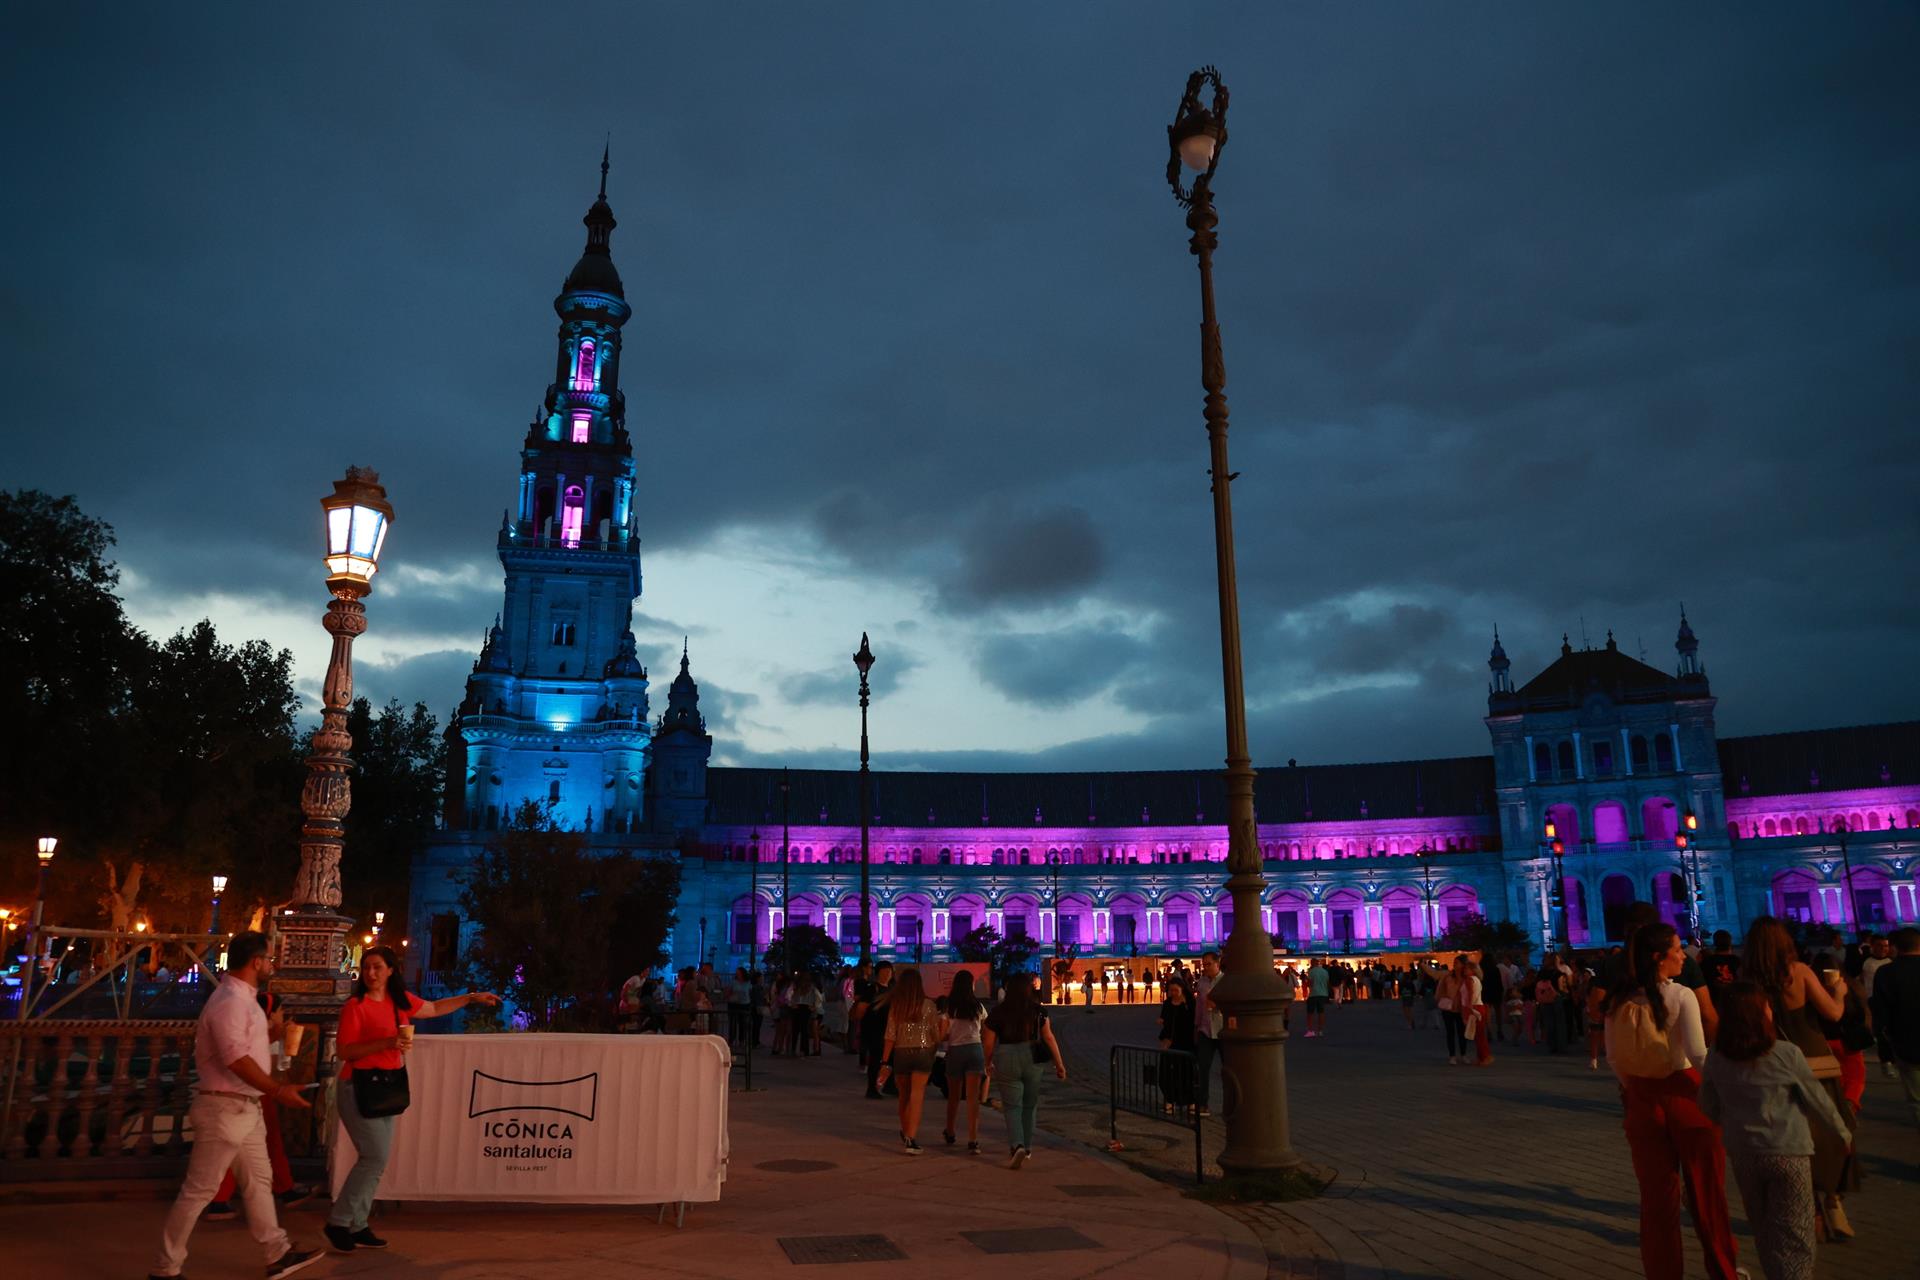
[
  {"left": 1833, "top": 817, "right": 1858, "bottom": 943},
  {"left": 1164, "top": 66, "right": 1297, "bottom": 1174},
  {"left": 1676, "top": 809, "right": 1704, "bottom": 945},
  {"left": 854, "top": 634, "right": 875, "bottom": 966},
  {"left": 749, "top": 828, "right": 761, "bottom": 968},
  {"left": 19, "top": 837, "right": 57, "bottom": 1017},
  {"left": 210, "top": 874, "right": 229, "bottom": 937},
  {"left": 1545, "top": 819, "right": 1568, "bottom": 952},
  {"left": 278, "top": 467, "right": 393, "bottom": 1033},
  {"left": 780, "top": 766, "right": 793, "bottom": 953}
]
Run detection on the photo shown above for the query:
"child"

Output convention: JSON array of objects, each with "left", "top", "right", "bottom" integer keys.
[
  {"left": 1503, "top": 985, "right": 1525, "bottom": 1043},
  {"left": 1699, "top": 980, "right": 1852, "bottom": 1279}
]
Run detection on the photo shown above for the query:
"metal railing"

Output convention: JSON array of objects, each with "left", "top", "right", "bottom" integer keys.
[{"left": 1108, "top": 1043, "right": 1204, "bottom": 1183}]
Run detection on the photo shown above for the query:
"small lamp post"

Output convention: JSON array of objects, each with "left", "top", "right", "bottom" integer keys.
[
  {"left": 1676, "top": 810, "right": 1704, "bottom": 944},
  {"left": 211, "top": 874, "right": 229, "bottom": 936},
  {"left": 853, "top": 634, "right": 876, "bottom": 966},
  {"left": 17, "top": 837, "right": 57, "bottom": 1015},
  {"left": 1545, "top": 819, "right": 1568, "bottom": 952},
  {"left": 1834, "top": 816, "right": 1858, "bottom": 942},
  {"left": 780, "top": 767, "right": 792, "bottom": 957},
  {"left": 748, "top": 827, "right": 761, "bottom": 968},
  {"left": 1163, "top": 65, "right": 1298, "bottom": 1175},
  {"left": 279, "top": 468, "right": 393, "bottom": 1058}
]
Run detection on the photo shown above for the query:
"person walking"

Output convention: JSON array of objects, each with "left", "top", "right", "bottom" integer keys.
[
  {"left": 789, "top": 971, "right": 823, "bottom": 1056},
  {"left": 880, "top": 968, "right": 944, "bottom": 1154},
  {"left": 149, "top": 931, "right": 322, "bottom": 1280},
  {"left": 1437, "top": 962, "right": 1465, "bottom": 1064},
  {"left": 940, "top": 969, "right": 988, "bottom": 1154},
  {"left": 1701, "top": 980, "right": 1852, "bottom": 1280},
  {"left": 1303, "top": 956, "right": 1330, "bottom": 1039},
  {"left": 1869, "top": 927, "right": 1920, "bottom": 1128},
  {"left": 1459, "top": 955, "right": 1492, "bottom": 1066},
  {"left": 204, "top": 986, "right": 312, "bottom": 1221},
  {"left": 1156, "top": 978, "right": 1196, "bottom": 1115},
  {"left": 327, "top": 945, "right": 500, "bottom": 1254},
  {"left": 1481, "top": 951, "right": 1506, "bottom": 1044},
  {"left": 1191, "top": 952, "right": 1222, "bottom": 1115},
  {"left": 982, "top": 972, "right": 1065, "bottom": 1168},
  {"left": 1743, "top": 916, "right": 1858, "bottom": 1239},
  {"left": 1604, "top": 922, "right": 1741, "bottom": 1280},
  {"left": 861, "top": 961, "right": 896, "bottom": 1097}
]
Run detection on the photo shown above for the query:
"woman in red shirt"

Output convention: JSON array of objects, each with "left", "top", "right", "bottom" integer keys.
[{"left": 326, "top": 946, "right": 498, "bottom": 1254}]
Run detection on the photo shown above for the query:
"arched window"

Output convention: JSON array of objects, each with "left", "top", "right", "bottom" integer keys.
[
  {"left": 570, "top": 411, "right": 591, "bottom": 444},
  {"left": 1629, "top": 735, "right": 1649, "bottom": 771},
  {"left": 1763, "top": 818, "right": 1777, "bottom": 836},
  {"left": 1557, "top": 741, "right": 1576, "bottom": 776},
  {"left": 573, "top": 338, "right": 596, "bottom": 391},
  {"left": 1534, "top": 742, "right": 1554, "bottom": 778},
  {"left": 1653, "top": 733, "right": 1675, "bottom": 771},
  {"left": 561, "top": 485, "right": 585, "bottom": 546}
]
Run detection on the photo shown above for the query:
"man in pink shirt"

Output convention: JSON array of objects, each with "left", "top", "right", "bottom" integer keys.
[{"left": 150, "top": 931, "right": 322, "bottom": 1280}]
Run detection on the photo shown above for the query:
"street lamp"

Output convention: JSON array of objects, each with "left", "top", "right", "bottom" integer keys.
[
  {"left": 853, "top": 633, "right": 876, "bottom": 966},
  {"left": 211, "top": 874, "right": 229, "bottom": 936},
  {"left": 1545, "top": 818, "right": 1568, "bottom": 952},
  {"left": 748, "top": 827, "right": 760, "bottom": 968},
  {"left": 780, "top": 766, "right": 793, "bottom": 954},
  {"left": 1163, "top": 66, "right": 1297, "bottom": 1175},
  {"left": 18, "top": 837, "right": 57, "bottom": 1013},
  {"left": 1833, "top": 816, "right": 1858, "bottom": 943},
  {"left": 1676, "top": 809, "right": 1704, "bottom": 945},
  {"left": 1416, "top": 844, "right": 1437, "bottom": 948},
  {"left": 282, "top": 467, "right": 393, "bottom": 1023}
]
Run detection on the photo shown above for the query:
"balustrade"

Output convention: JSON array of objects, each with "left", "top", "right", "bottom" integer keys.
[{"left": 0, "top": 1020, "right": 199, "bottom": 1177}]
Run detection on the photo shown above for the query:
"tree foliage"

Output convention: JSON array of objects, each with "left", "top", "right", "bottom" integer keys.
[
  {"left": 763, "top": 924, "right": 841, "bottom": 982},
  {"left": 1434, "top": 911, "right": 1533, "bottom": 955},
  {"left": 459, "top": 801, "right": 680, "bottom": 1030},
  {"left": 954, "top": 924, "right": 1039, "bottom": 987},
  {"left": 340, "top": 697, "right": 445, "bottom": 923}
]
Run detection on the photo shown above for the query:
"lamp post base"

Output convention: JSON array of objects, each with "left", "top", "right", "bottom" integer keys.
[{"left": 1209, "top": 968, "right": 1303, "bottom": 1175}]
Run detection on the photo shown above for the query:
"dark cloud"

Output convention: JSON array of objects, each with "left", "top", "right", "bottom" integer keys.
[
  {"left": 6, "top": 5, "right": 1916, "bottom": 768},
  {"left": 975, "top": 623, "right": 1150, "bottom": 709},
  {"left": 781, "top": 644, "right": 919, "bottom": 706},
  {"left": 353, "top": 648, "right": 476, "bottom": 721}
]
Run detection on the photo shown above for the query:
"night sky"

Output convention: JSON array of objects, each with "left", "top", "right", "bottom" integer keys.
[{"left": 7, "top": 5, "right": 1917, "bottom": 773}]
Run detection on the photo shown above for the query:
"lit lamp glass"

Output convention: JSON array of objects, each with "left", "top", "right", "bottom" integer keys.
[
  {"left": 321, "top": 468, "right": 395, "bottom": 589},
  {"left": 212, "top": 874, "right": 229, "bottom": 896},
  {"left": 37, "top": 836, "right": 57, "bottom": 864},
  {"left": 1542, "top": 820, "right": 1556, "bottom": 842},
  {"left": 1173, "top": 111, "right": 1222, "bottom": 171}
]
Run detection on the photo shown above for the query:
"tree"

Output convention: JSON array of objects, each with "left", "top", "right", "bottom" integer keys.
[
  {"left": 340, "top": 697, "right": 446, "bottom": 924},
  {"left": 955, "top": 924, "right": 1038, "bottom": 991},
  {"left": 763, "top": 924, "right": 841, "bottom": 982},
  {"left": 1434, "top": 912, "right": 1532, "bottom": 955},
  {"left": 459, "top": 801, "right": 680, "bottom": 1030}
]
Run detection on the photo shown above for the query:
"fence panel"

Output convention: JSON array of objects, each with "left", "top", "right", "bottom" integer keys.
[{"left": 1108, "top": 1042, "right": 1204, "bottom": 1183}]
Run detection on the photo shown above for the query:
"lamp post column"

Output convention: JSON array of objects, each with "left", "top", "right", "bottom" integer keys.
[
  {"left": 749, "top": 828, "right": 760, "bottom": 970},
  {"left": 1836, "top": 821, "right": 1857, "bottom": 942},
  {"left": 781, "top": 767, "right": 792, "bottom": 961},
  {"left": 854, "top": 635, "right": 875, "bottom": 967},
  {"left": 1166, "top": 66, "right": 1297, "bottom": 1175}
]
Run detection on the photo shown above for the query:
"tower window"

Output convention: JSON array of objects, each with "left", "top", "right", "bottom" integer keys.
[
  {"left": 549, "top": 781, "right": 562, "bottom": 803},
  {"left": 561, "top": 485, "right": 585, "bottom": 546},
  {"left": 570, "top": 412, "right": 591, "bottom": 444},
  {"left": 550, "top": 620, "right": 576, "bottom": 646},
  {"left": 573, "top": 338, "right": 596, "bottom": 391},
  {"left": 1654, "top": 733, "right": 1675, "bottom": 771},
  {"left": 1556, "top": 740, "right": 1575, "bottom": 776}
]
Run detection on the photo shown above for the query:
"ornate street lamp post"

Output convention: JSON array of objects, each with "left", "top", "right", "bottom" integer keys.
[
  {"left": 277, "top": 467, "right": 392, "bottom": 1038},
  {"left": 210, "top": 874, "right": 229, "bottom": 938},
  {"left": 17, "top": 837, "right": 57, "bottom": 1018},
  {"left": 1545, "top": 818, "right": 1568, "bottom": 952},
  {"left": 1164, "top": 66, "right": 1298, "bottom": 1175},
  {"left": 1417, "top": 844, "right": 1437, "bottom": 947},
  {"left": 749, "top": 827, "right": 760, "bottom": 968},
  {"left": 1834, "top": 816, "right": 1858, "bottom": 943},
  {"left": 1676, "top": 809, "right": 1704, "bottom": 945},
  {"left": 781, "top": 766, "right": 792, "bottom": 954},
  {"left": 854, "top": 635, "right": 875, "bottom": 966}
]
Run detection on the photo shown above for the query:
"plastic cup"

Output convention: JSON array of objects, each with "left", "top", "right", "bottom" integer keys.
[
  {"left": 282, "top": 1021, "right": 305, "bottom": 1059},
  {"left": 398, "top": 1024, "right": 414, "bottom": 1050}
]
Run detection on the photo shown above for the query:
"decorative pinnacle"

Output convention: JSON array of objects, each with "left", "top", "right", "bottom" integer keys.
[{"left": 599, "top": 138, "right": 610, "bottom": 200}]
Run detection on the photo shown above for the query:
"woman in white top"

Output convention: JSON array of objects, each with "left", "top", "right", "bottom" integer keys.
[
  {"left": 1604, "top": 923, "right": 1740, "bottom": 1280},
  {"left": 939, "top": 970, "right": 988, "bottom": 1154}
]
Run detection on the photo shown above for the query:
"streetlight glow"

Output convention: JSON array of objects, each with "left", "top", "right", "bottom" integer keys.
[
  {"left": 212, "top": 874, "right": 229, "bottom": 896},
  {"left": 37, "top": 837, "right": 57, "bottom": 864},
  {"left": 321, "top": 468, "right": 395, "bottom": 588}
]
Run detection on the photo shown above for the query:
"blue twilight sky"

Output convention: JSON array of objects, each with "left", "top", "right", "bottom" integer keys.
[{"left": 4, "top": 4, "right": 1917, "bottom": 772}]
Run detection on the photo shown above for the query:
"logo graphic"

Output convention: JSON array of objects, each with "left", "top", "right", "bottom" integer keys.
[{"left": 466, "top": 1070, "right": 598, "bottom": 1121}]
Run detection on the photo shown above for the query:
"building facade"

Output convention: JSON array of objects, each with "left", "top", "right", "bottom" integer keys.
[{"left": 406, "top": 178, "right": 1920, "bottom": 980}]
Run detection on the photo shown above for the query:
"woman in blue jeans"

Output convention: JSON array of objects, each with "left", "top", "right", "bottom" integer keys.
[
  {"left": 981, "top": 973, "right": 1066, "bottom": 1169},
  {"left": 329, "top": 947, "right": 499, "bottom": 1253}
]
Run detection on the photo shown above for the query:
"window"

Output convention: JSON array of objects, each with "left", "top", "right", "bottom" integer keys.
[
  {"left": 573, "top": 338, "right": 596, "bottom": 391},
  {"left": 1557, "top": 740, "right": 1576, "bottom": 776},
  {"left": 550, "top": 620, "right": 576, "bottom": 646},
  {"left": 951, "top": 913, "right": 972, "bottom": 939},
  {"left": 1388, "top": 906, "right": 1412, "bottom": 940},
  {"left": 1058, "top": 915, "right": 1079, "bottom": 943},
  {"left": 548, "top": 780, "right": 561, "bottom": 803},
  {"left": 1592, "top": 741, "right": 1614, "bottom": 775},
  {"left": 1006, "top": 914, "right": 1028, "bottom": 939},
  {"left": 1534, "top": 742, "right": 1553, "bottom": 778},
  {"left": 570, "top": 411, "right": 591, "bottom": 444},
  {"left": 1781, "top": 891, "right": 1812, "bottom": 924},
  {"left": 561, "top": 485, "right": 585, "bottom": 546},
  {"left": 1630, "top": 735, "right": 1649, "bottom": 771},
  {"left": 730, "top": 913, "right": 754, "bottom": 945},
  {"left": 428, "top": 913, "right": 460, "bottom": 973},
  {"left": 1854, "top": 890, "right": 1887, "bottom": 926},
  {"left": 839, "top": 916, "right": 862, "bottom": 944},
  {"left": 1654, "top": 733, "right": 1675, "bottom": 771}
]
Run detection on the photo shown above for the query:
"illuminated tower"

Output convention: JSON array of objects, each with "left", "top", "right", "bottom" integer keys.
[{"left": 444, "top": 151, "right": 652, "bottom": 835}]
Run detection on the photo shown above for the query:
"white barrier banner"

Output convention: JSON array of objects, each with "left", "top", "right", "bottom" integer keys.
[{"left": 331, "top": 1032, "right": 729, "bottom": 1204}]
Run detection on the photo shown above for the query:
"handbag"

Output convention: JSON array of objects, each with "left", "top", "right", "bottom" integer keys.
[
  {"left": 352, "top": 1065, "right": 411, "bottom": 1118},
  {"left": 1029, "top": 1015, "right": 1053, "bottom": 1066},
  {"left": 1804, "top": 1053, "right": 1843, "bottom": 1082}
]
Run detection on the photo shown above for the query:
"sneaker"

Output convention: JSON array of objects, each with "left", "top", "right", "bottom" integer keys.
[
  {"left": 1196, "top": 1107, "right": 1210, "bottom": 1117},
  {"left": 967, "top": 1141, "right": 981, "bottom": 1155},
  {"left": 274, "top": 1185, "right": 313, "bottom": 1208},
  {"left": 1008, "top": 1146, "right": 1028, "bottom": 1170},
  {"left": 265, "top": 1247, "right": 323, "bottom": 1279},
  {"left": 902, "top": 1136, "right": 922, "bottom": 1155},
  {"left": 204, "top": 1200, "right": 237, "bottom": 1221},
  {"left": 1881, "top": 1063, "right": 1898, "bottom": 1080},
  {"left": 350, "top": 1228, "right": 388, "bottom": 1249},
  {"left": 323, "top": 1224, "right": 357, "bottom": 1253},
  {"left": 943, "top": 1129, "right": 956, "bottom": 1146}
]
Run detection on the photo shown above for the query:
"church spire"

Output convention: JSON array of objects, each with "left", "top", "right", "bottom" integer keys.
[
  {"left": 1488, "top": 626, "right": 1512, "bottom": 695},
  {"left": 562, "top": 148, "right": 623, "bottom": 299},
  {"left": 1675, "top": 606, "right": 1702, "bottom": 678}
]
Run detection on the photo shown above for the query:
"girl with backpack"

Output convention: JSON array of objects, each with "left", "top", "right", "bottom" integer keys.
[
  {"left": 1604, "top": 923, "right": 1741, "bottom": 1280},
  {"left": 1700, "top": 980, "right": 1852, "bottom": 1280}
]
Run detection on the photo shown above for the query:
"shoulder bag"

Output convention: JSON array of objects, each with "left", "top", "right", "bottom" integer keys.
[{"left": 350, "top": 999, "right": 412, "bottom": 1118}]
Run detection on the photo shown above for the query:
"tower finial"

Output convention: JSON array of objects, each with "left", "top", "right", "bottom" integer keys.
[{"left": 599, "top": 137, "right": 610, "bottom": 200}]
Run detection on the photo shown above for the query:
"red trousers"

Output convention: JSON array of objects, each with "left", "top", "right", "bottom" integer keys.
[
  {"left": 215, "top": 1098, "right": 293, "bottom": 1202},
  {"left": 1471, "top": 1005, "right": 1493, "bottom": 1063},
  {"left": 1622, "top": 1069, "right": 1739, "bottom": 1280}
]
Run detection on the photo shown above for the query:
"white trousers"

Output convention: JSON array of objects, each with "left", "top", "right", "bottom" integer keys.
[{"left": 154, "top": 1094, "right": 291, "bottom": 1275}]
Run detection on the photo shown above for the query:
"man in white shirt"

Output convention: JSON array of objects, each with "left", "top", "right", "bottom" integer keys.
[
  {"left": 151, "top": 931, "right": 321, "bottom": 1280},
  {"left": 1191, "top": 952, "right": 1223, "bottom": 1116}
]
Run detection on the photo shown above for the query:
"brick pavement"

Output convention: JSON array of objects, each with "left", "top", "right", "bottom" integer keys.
[{"left": 1039, "top": 999, "right": 1920, "bottom": 1279}]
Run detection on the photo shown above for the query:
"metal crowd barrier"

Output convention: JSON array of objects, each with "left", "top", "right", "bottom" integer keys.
[{"left": 1108, "top": 1043, "right": 1204, "bottom": 1183}]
